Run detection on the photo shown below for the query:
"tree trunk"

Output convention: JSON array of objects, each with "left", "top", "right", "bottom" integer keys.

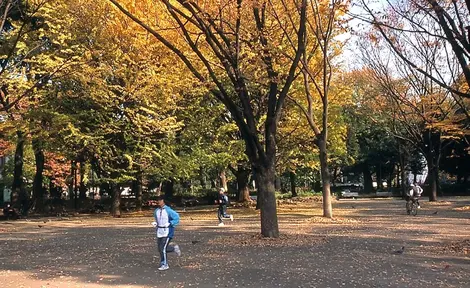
[
  {"left": 332, "top": 167, "right": 338, "bottom": 186},
  {"left": 134, "top": 172, "right": 143, "bottom": 211},
  {"left": 318, "top": 138, "right": 333, "bottom": 218},
  {"left": 11, "top": 131, "right": 25, "bottom": 208},
  {"left": 32, "top": 139, "right": 45, "bottom": 213},
  {"left": 79, "top": 161, "right": 86, "bottom": 200},
  {"left": 164, "top": 178, "right": 174, "bottom": 200},
  {"left": 111, "top": 184, "right": 121, "bottom": 217},
  {"left": 363, "top": 162, "right": 373, "bottom": 194},
  {"left": 275, "top": 175, "right": 281, "bottom": 191},
  {"left": 254, "top": 162, "right": 279, "bottom": 238},
  {"left": 235, "top": 166, "right": 251, "bottom": 202},
  {"left": 377, "top": 164, "right": 383, "bottom": 190},
  {"left": 73, "top": 161, "right": 78, "bottom": 209},
  {"left": 423, "top": 131, "right": 440, "bottom": 201},
  {"left": 289, "top": 171, "right": 297, "bottom": 197},
  {"left": 425, "top": 156, "right": 438, "bottom": 201},
  {"left": 199, "top": 167, "right": 206, "bottom": 188},
  {"left": 219, "top": 169, "right": 227, "bottom": 191}
]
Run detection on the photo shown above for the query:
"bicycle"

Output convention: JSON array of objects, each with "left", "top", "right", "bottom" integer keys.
[{"left": 406, "top": 197, "right": 419, "bottom": 216}]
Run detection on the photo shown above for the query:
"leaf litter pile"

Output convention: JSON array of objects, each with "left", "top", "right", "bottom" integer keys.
[
  {"left": 209, "top": 232, "right": 327, "bottom": 248},
  {"left": 441, "top": 239, "right": 470, "bottom": 256}
]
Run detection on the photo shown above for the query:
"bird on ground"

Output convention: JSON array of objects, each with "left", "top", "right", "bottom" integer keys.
[
  {"left": 191, "top": 240, "right": 201, "bottom": 244},
  {"left": 432, "top": 211, "right": 438, "bottom": 215},
  {"left": 38, "top": 225, "right": 44, "bottom": 228},
  {"left": 392, "top": 246, "right": 405, "bottom": 255}
]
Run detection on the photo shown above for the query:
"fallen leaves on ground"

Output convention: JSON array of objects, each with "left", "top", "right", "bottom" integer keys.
[
  {"left": 453, "top": 205, "right": 470, "bottom": 211},
  {"left": 426, "top": 201, "right": 452, "bottom": 206},
  {"left": 303, "top": 216, "right": 361, "bottom": 224},
  {"left": 442, "top": 239, "right": 470, "bottom": 256},
  {"left": 208, "top": 232, "right": 327, "bottom": 248}
]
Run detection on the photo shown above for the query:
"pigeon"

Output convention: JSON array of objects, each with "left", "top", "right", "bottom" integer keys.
[
  {"left": 191, "top": 240, "right": 201, "bottom": 244},
  {"left": 351, "top": 205, "right": 355, "bottom": 209},
  {"left": 38, "top": 225, "right": 44, "bottom": 228},
  {"left": 432, "top": 211, "right": 438, "bottom": 215},
  {"left": 392, "top": 246, "right": 405, "bottom": 255}
]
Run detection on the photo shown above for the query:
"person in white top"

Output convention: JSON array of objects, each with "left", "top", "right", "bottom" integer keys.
[
  {"left": 151, "top": 196, "right": 181, "bottom": 271},
  {"left": 407, "top": 182, "right": 423, "bottom": 208}
]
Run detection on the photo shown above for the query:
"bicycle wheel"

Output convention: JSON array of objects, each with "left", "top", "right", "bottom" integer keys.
[
  {"left": 406, "top": 201, "right": 412, "bottom": 215},
  {"left": 411, "top": 202, "right": 418, "bottom": 216}
]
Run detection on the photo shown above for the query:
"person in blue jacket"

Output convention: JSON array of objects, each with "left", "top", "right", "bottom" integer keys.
[
  {"left": 152, "top": 195, "right": 181, "bottom": 271},
  {"left": 215, "top": 188, "right": 233, "bottom": 226}
]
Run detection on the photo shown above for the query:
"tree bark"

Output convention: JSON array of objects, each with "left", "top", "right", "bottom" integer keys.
[
  {"left": 425, "top": 156, "right": 438, "bottom": 201},
  {"left": 32, "top": 139, "right": 45, "bottom": 213},
  {"left": 73, "top": 161, "right": 78, "bottom": 209},
  {"left": 11, "top": 131, "right": 25, "bottom": 208},
  {"left": 219, "top": 169, "right": 227, "bottom": 191},
  {"left": 134, "top": 172, "right": 143, "bottom": 211},
  {"left": 253, "top": 162, "right": 279, "bottom": 238},
  {"left": 233, "top": 165, "right": 251, "bottom": 202},
  {"left": 111, "top": 184, "right": 121, "bottom": 217},
  {"left": 79, "top": 161, "right": 86, "bottom": 200},
  {"left": 199, "top": 167, "right": 206, "bottom": 188},
  {"left": 363, "top": 162, "right": 373, "bottom": 194},
  {"left": 164, "top": 178, "right": 174, "bottom": 200},
  {"left": 318, "top": 138, "right": 332, "bottom": 218},
  {"left": 376, "top": 164, "right": 383, "bottom": 190},
  {"left": 289, "top": 171, "right": 297, "bottom": 197}
]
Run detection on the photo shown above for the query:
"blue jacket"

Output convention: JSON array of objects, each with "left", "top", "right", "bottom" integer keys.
[{"left": 154, "top": 205, "right": 180, "bottom": 238}]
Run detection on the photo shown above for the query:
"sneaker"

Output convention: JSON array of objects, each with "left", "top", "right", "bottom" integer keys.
[
  {"left": 158, "top": 264, "right": 169, "bottom": 271},
  {"left": 218, "top": 222, "right": 225, "bottom": 226},
  {"left": 417, "top": 205, "right": 421, "bottom": 209},
  {"left": 230, "top": 215, "right": 234, "bottom": 221},
  {"left": 174, "top": 244, "right": 181, "bottom": 257}
]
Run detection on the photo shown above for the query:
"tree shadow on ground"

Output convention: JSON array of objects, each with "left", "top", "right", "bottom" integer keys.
[{"left": 0, "top": 198, "right": 469, "bottom": 288}]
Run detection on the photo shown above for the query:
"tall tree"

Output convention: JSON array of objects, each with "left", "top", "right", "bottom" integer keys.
[
  {"left": 108, "top": 0, "right": 308, "bottom": 237},
  {"left": 355, "top": 0, "right": 470, "bottom": 114},
  {"left": 284, "top": 0, "right": 350, "bottom": 217}
]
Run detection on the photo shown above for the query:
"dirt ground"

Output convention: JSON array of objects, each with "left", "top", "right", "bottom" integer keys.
[{"left": 0, "top": 197, "right": 469, "bottom": 288}]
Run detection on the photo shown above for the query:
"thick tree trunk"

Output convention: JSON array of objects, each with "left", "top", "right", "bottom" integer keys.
[
  {"left": 11, "top": 131, "right": 25, "bottom": 208},
  {"left": 425, "top": 156, "right": 438, "bottom": 201},
  {"left": 318, "top": 138, "right": 332, "bottom": 218},
  {"left": 234, "top": 166, "right": 251, "bottom": 202},
  {"left": 73, "top": 161, "right": 78, "bottom": 209},
  {"left": 164, "top": 178, "right": 174, "bottom": 200},
  {"left": 111, "top": 184, "right": 121, "bottom": 217},
  {"left": 199, "top": 167, "right": 206, "bottom": 188},
  {"left": 32, "top": 139, "right": 45, "bottom": 213},
  {"left": 79, "top": 161, "right": 86, "bottom": 200},
  {"left": 376, "top": 164, "right": 383, "bottom": 190},
  {"left": 363, "top": 162, "right": 373, "bottom": 194},
  {"left": 219, "top": 169, "right": 227, "bottom": 191},
  {"left": 254, "top": 162, "right": 279, "bottom": 238},
  {"left": 68, "top": 161, "right": 74, "bottom": 200},
  {"left": 423, "top": 131, "right": 440, "bottom": 201},
  {"left": 289, "top": 171, "right": 297, "bottom": 197},
  {"left": 134, "top": 172, "right": 143, "bottom": 211},
  {"left": 332, "top": 167, "right": 338, "bottom": 186},
  {"left": 275, "top": 175, "right": 281, "bottom": 191}
]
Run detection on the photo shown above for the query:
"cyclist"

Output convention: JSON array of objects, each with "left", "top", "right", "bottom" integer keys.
[{"left": 407, "top": 181, "right": 423, "bottom": 208}]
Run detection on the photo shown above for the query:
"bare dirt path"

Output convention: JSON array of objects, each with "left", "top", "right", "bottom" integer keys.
[{"left": 0, "top": 197, "right": 469, "bottom": 288}]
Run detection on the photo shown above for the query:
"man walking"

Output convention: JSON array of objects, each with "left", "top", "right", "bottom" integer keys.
[{"left": 152, "top": 195, "right": 181, "bottom": 271}]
